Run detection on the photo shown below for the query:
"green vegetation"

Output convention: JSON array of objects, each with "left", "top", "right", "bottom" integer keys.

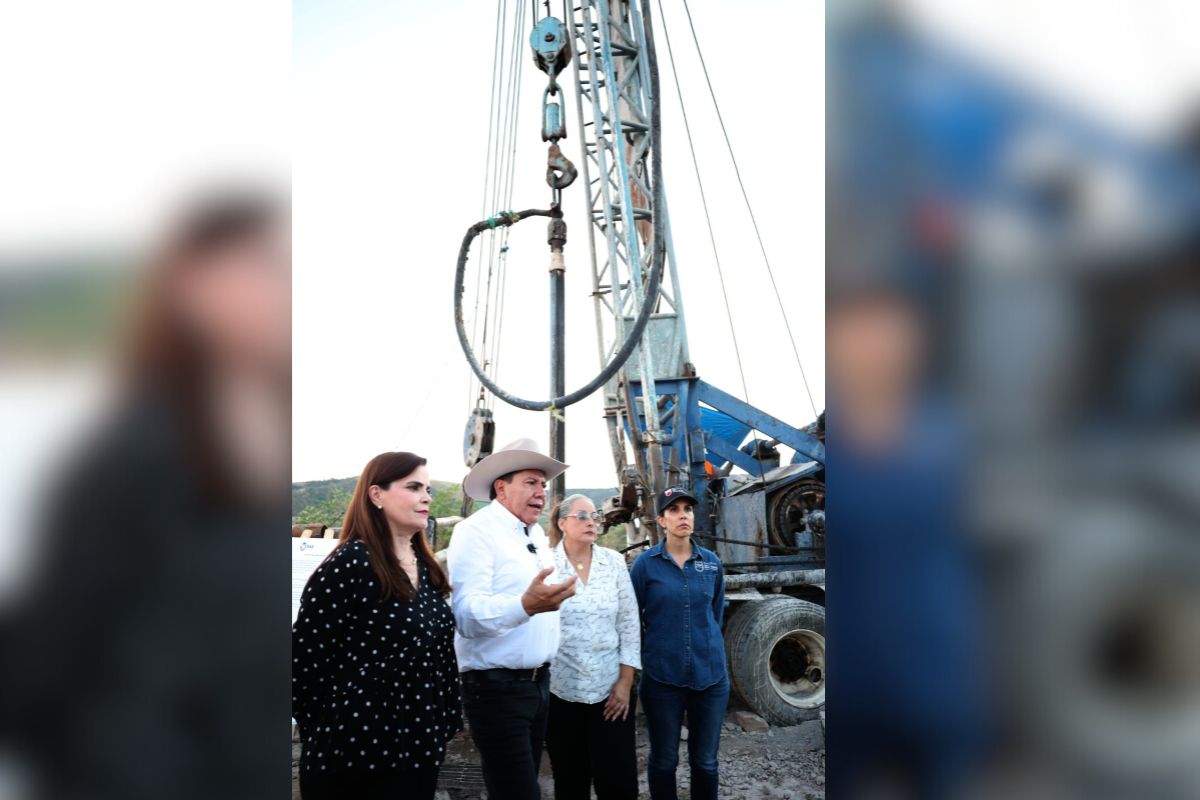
[
  {"left": 293, "top": 485, "right": 352, "bottom": 528},
  {"left": 596, "top": 524, "right": 632, "bottom": 551},
  {"left": 291, "top": 477, "right": 358, "bottom": 518},
  {"left": 0, "top": 257, "right": 133, "bottom": 357},
  {"left": 292, "top": 477, "right": 621, "bottom": 553}
]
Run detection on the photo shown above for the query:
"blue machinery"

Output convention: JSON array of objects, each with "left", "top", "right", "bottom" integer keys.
[
  {"left": 455, "top": 0, "right": 827, "bottom": 575},
  {"left": 455, "top": 0, "right": 1200, "bottom": 728},
  {"left": 622, "top": 378, "right": 826, "bottom": 571},
  {"left": 564, "top": 0, "right": 823, "bottom": 569},
  {"left": 457, "top": 4, "right": 1200, "bottom": 550},
  {"left": 455, "top": 0, "right": 829, "bottom": 724}
]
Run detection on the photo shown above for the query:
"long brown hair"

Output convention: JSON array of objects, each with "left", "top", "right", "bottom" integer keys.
[
  {"left": 123, "top": 190, "right": 289, "bottom": 507},
  {"left": 338, "top": 451, "right": 450, "bottom": 601}
]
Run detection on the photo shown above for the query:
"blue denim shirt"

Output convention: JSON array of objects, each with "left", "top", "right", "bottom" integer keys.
[{"left": 630, "top": 541, "right": 727, "bottom": 690}]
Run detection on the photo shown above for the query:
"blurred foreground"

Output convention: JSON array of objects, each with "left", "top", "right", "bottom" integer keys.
[
  {"left": 0, "top": 5, "right": 290, "bottom": 797},
  {"left": 2, "top": 1, "right": 1199, "bottom": 798},
  {"left": 0, "top": 187, "right": 291, "bottom": 800},
  {"left": 826, "top": 2, "right": 1200, "bottom": 799}
]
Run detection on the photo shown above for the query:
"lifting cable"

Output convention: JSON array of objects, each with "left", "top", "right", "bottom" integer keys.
[
  {"left": 489, "top": 1, "right": 527, "bottom": 394},
  {"left": 480, "top": 0, "right": 526, "bottom": 407},
  {"left": 656, "top": 0, "right": 768, "bottom": 481},
  {"left": 469, "top": 0, "right": 528, "bottom": 412},
  {"left": 680, "top": 0, "right": 819, "bottom": 420},
  {"left": 466, "top": 0, "right": 509, "bottom": 411},
  {"left": 484, "top": 1, "right": 528, "bottom": 407}
]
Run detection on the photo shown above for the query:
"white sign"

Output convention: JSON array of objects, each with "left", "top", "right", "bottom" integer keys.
[{"left": 292, "top": 537, "right": 339, "bottom": 624}]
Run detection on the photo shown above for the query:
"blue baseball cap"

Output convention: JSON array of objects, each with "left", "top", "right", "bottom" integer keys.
[{"left": 656, "top": 486, "right": 699, "bottom": 515}]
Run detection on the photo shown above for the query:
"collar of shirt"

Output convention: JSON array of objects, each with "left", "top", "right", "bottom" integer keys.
[
  {"left": 484, "top": 498, "right": 546, "bottom": 544},
  {"left": 651, "top": 539, "right": 703, "bottom": 563},
  {"left": 486, "top": 498, "right": 529, "bottom": 533},
  {"left": 482, "top": 500, "right": 556, "bottom": 571}
]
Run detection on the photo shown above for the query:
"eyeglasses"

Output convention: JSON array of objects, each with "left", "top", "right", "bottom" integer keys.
[{"left": 565, "top": 511, "right": 603, "bottom": 523}]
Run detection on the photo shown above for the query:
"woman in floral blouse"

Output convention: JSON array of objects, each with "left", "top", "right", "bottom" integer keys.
[{"left": 545, "top": 494, "right": 641, "bottom": 800}]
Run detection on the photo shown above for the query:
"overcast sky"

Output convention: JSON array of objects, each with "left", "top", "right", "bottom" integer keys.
[
  {"left": 1, "top": 0, "right": 1195, "bottom": 590},
  {"left": 291, "top": 0, "right": 1200, "bottom": 488},
  {"left": 3, "top": 0, "right": 1192, "bottom": 493},
  {"left": 292, "top": 0, "right": 826, "bottom": 487}
]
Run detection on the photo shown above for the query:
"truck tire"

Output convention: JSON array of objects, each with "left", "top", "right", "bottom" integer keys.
[{"left": 725, "top": 597, "right": 825, "bottom": 725}]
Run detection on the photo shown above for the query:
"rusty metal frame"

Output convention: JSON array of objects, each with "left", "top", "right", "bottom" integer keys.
[{"left": 567, "top": 0, "right": 689, "bottom": 544}]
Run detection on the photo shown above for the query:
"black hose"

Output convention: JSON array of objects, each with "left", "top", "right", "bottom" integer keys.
[{"left": 453, "top": 3, "right": 666, "bottom": 412}]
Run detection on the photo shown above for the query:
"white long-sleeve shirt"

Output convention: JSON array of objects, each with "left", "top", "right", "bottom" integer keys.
[
  {"left": 550, "top": 543, "right": 642, "bottom": 704},
  {"left": 447, "top": 499, "right": 561, "bottom": 671}
]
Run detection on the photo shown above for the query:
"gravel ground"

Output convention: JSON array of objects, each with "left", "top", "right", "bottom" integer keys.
[{"left": 292, "top": 707, "right": 825, "bottom": 799}]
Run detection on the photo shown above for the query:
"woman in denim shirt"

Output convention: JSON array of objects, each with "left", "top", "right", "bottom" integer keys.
[{"left": 629, "top": 487, "right": 728, "bottom": 800}]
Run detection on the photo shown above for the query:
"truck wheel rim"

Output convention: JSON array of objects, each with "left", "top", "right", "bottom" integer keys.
[{"left": 769, "top": 629, "right": 826, "bottom": 708}]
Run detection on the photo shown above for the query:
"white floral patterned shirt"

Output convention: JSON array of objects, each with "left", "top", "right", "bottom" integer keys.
[{"left": 550, "top": 543, "right": 642, "bottom": 704}]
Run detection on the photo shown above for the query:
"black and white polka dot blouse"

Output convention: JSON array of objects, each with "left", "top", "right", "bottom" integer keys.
[{"left": 292, "top": 540, "right": 462, "bottom": 776}]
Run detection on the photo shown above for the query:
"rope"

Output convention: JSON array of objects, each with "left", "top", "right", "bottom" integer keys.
[
  {"left": 657, "top": 0, "right": 768, "bottom": 481},
  {"left": 680, "top": 0, "right": 819, "bottom": 419}
]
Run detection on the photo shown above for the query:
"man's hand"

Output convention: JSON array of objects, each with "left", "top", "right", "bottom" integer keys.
[{"left": 521, "top": 567, "right": 577, "bottom": 615}]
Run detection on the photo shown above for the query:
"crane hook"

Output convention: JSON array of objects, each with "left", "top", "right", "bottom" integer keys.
[{"left": 546, "top": 143, "right": 577, "bottom": 190}]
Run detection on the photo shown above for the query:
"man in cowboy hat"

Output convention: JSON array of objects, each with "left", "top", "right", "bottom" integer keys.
[{"left": 447, "top": 438, "right": 577, "bottom": 800}]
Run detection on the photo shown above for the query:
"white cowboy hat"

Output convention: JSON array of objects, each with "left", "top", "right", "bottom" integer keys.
[{"left": 463, "top": 438, "right": 569, "bottom": 501}]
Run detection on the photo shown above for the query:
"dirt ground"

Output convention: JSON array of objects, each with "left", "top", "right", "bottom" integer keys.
[{"left": 292, "top": 704, "right": 825, "bottom": 799}]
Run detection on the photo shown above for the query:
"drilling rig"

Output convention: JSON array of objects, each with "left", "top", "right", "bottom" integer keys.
[{"left": 454, "top": 0, "right": 826, "bottom": 725}]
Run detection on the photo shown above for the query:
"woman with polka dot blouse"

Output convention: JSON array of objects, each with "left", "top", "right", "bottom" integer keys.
[{"left": 292, "top": 451, "right": 461, "bottom": 799}]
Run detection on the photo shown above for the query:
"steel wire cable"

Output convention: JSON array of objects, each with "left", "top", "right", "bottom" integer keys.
[
  {"left": 468, "top": 0, "right": 509, "bottom": 410},
  {"left": 680, "top": 0, "right": 819, "bottom": 419},
  {"left": 490, "top": 0, "right": 528, "bottom": 395},
  {"left": 478, "top": 0, "right": 526, "bottom": 408},
  {"left": 656, "top": 0, "right": 767, "bottom": 481}
]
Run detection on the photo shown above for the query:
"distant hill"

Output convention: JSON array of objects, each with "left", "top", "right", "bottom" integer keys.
[
  {"left": 291, "top": 476, "right": 458, "bottom": 517},
  {"left": 558, "top": 487, "right": 618, "bottom": 508},
  {"left": 292, "top": 476, "right": 617, "bottom": 526}
]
